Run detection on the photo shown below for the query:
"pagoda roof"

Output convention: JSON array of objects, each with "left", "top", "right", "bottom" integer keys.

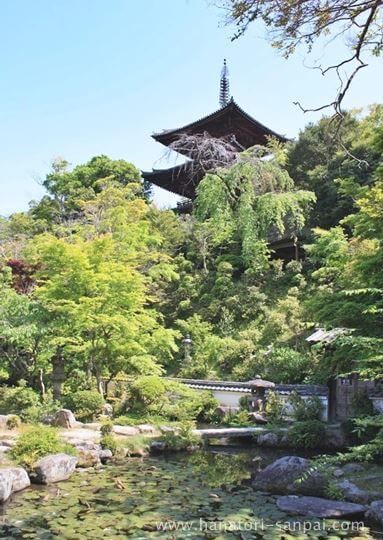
[
  {"left": 142, "top": 162, "right": 202, "bottom": 199},
  {"left": 152, "top": 99, "right": 287, "bottom": 157}
]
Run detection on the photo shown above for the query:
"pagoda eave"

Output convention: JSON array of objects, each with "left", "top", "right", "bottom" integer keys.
[
  {"left": 142, "top": 164, "right": 203, "bottom": 199},
  {"left": 152, "top": 100, "right": 288, "bottom": 159}
]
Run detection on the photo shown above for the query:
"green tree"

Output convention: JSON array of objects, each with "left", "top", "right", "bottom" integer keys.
[
  {"left": 0, "top": 270, "right": 43, "bottom": 386},
  {"left": 287, "top": 107, "right": 383, "bottom": 229},
  {"left": 306, "top": 174, "right": 383, "bottom": 380},
  {"left": 195, "top": 149, "right": 315, "bottom": 274},
  {"left": 25, "top": 182, "right": 178, "bottom": 396},
  {"left": 30, "top": 155, "right": 144, "bottom": 225}
]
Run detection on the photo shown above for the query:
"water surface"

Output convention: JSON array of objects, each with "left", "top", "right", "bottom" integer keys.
[{"left": 0, "top": 447, "right": 377, "bottom": 539}]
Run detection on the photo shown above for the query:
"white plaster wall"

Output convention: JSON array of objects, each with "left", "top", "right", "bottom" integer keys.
[
  {"left": 371, "top": 397, "right": 383, "bottom": 414},
  {"left": 211, "top": 390, "right": 248, "bottom": 408},
  {"left": 195, "top": 387, "right": 329, "bottom": 420},
  {"left": 281, "top": 395, "right": 328, "bottom": 421}
]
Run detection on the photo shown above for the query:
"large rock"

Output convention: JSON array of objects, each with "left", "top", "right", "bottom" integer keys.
[
  {"left": 159, "top": 425, "right": 177, "bottom": 434},
  {"left": 335, "top": 479, "right": 372, "bottom": 504},
  {"left": 149, "top": 441, "right": 167, "bottom": 454},
  {"left": 54, "top": 409, "right": 77, "bottom": 429},
  {"left": 8, "top": 467, "right": 30, "bottom": 492},
  {"left": 248, "top": 413, "right": 267, "bottom": 425},
  {"left": 257, "top": 432, "right": 280, "bottom": 447},
  {"left": 32, "top": 453, "right": 78, "bottom": 484},
  {"left": 366, "top": 500, "right": 383, "bottom": 526},
  {"left": 60, "top": 428, "right": 100, "bottom": 445},
  {"left": 113, "top": 425, "right": 139, "bottom": 436},
  {"left": 277, "top": 495, "right": 366, "bottom": 518},
  {"left": 342, "top": 462, "right": 365, "bottom": 474},
  {"left": 137, "top": 424, "right": 157, "bottom": 434},
  {"left": 326, "top": 426, "right": 347, "bottom": 449},
  {"left": 101, "top": 403, "right": 113, "bottom": 417},
  {"left": 0, "top": 469, "right": 13, "bottom": 502},
  {"left": 252, "top": 456, "right": 326, "bottom": 495},
  {"left": 99, "top": 449, "right": 113, "bottom": 463},
  {"left": 0, "top": 416, "right": 9, "bottom": 429},
  {"left": 0, "top": 467, "right": 29, "bottom": 502},
  {"left": 0, "top": 440, "right": 16, "bottom": 448},
  {"left": 77, "top": 448, "right": 101, "bottom": 468}
]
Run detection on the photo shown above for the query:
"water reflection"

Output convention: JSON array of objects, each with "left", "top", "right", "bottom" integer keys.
[{"left": 0, "top": 448, "right": 376, "bottom": 539}]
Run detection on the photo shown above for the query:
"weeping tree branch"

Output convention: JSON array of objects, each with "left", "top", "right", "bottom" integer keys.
[{"left": 164, "top": 131, "right": 240, "bottom": 190}]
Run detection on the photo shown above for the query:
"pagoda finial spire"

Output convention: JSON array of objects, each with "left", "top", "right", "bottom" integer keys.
[{"left": 219, "top": 59, "right": 230, "bottom": 108}]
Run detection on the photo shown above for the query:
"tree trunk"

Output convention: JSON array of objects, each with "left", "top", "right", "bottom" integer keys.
[
  {"left": 38, "top": 369, "right": 46, "bottom": 400},
  {"left": 95, "top": 372, "right": 104, "bottom": 398},
  {"left": 51, "top": 349, "right": 66, "bottom": 401}
]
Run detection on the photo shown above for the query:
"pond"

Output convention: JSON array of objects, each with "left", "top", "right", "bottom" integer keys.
[{"left": 0, "top": 447, "right": 377, "bottom": 539}]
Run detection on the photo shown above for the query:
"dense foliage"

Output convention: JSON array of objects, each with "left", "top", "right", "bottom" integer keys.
[
  {"left": 0, "top": 106, "right": 382, "bottom": 439},
  {"left": 10, "top": 426, "right": 75, "bottom": 469}
]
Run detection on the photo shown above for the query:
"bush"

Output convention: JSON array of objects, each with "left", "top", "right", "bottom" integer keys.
[
  {"left": 265, "top": 391, "right": 284, "bottom": 425},
  {"left": 225, "top": 410, "right": 252, "bottom": 427},
  {"left": 195, "top": 392, "right": 220, "bottom": 423},
  {"left": 351, "top": 390, "right": 374, "bottom": 418},
  {"left": 113, "top": 414, "right": 168, "bottom": 426},
  {"left": 100, "top": 433, "right": 118, "bottom": 454},
  {"left": 289, "top": 420, "right": 327, "bottom": 449},
  {"left": 127, "top": 376, "right": 219, "bottom": 423},
  {"left": 239, "top": 395, "right": 250, "bottom": 411},
  {"left": 100, "top": 419, "right": 114, "bottom": 436},
  {"left": 6, "top": 414, "right": 21, "bottom": 429},
  {"left": 128, "top": 376, "right": 167, "bottom": 413},
  {"left": 159, "top": 421, "right": 201, "bottom": 451},
  {"left": 63, "top": 370, "right": 93, "bottom": 394},
  {"left": 288, "top": 391, "right": 323, "bottom": 421},
  {"left": 342, "top": 427, "right": 383, "bottom": 463},
  {"left": 232, "top": 347, "right": 313, "bottom": 384},
  {"left": 10, "top": 425, "right": 75, "bottom": 469},
  {"left": 0, "top": 383, "right": 42, "bottom": 422},
  {"left": 341, "top": 414, "right": 383, "bottom": 458},
  {"left": 63, "top": 390, "right": 104, "bottom": 421},
  {"left": 260, "top": 348, "right": 313, "bottom": 384}
]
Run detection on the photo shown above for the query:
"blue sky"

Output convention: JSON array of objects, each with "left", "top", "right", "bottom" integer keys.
[{"left": 0, "top": 0, "right": 382, "bottom": 215}]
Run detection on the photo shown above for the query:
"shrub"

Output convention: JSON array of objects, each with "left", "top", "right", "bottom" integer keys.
[
  {"left": 341, "top": 417, "right": 379, "bottom": 446},
  {"left": 195, "top": 392, "right": 220, "bottom": 423},
  {"left": 128, "top": 376, "right": 166, "bottom": 413},
  {"left": 340, "top": 415, "right": 383, "bottom": 460},
  {"left": 6, "top": 414, "right": 21, "bottom": 429},
  {"left": 351, "top": 390, "right": 374, "bottom": 418},
  {"left": 288, "top": 391, "right": 323, "bottom": 421},
  {"left": 225, "top": 410, "right": 252, "bottom": 427},
  {"left": 265, "top": 391, "right": 284, "bottom": 425},
  {"left": 10, "top": 426, "right": 75, "bottom": 469},
  {"left": 239, "top": 395, "right": 250, "bottom": 411},
  {"left": 159, "top": 421, "right": 200, "bottom": 451},
  {"left": 289, "top": 420, "right": 327, "bottom": 449},
  {"left": 342, "top": 427, "right": 383, "bottom": 462},
  {"left": 113, "top": 414, "right": 168, "bottom": 426},
  {"left": 100, "top": 433, "right": 118, "bottom": 454},
  {"left": 63, "top": 390, "right": 104, "bottom": 421},
  {"left": 63, "top": 370, "right": 93, "bottom": 394},
  {"left": 100, "top": 419, "right": 114, "bottom": 436},
  {"left": 127, "top": 376, "right": 219, "bottom": 423},
  {"left": 0, "top": 383, "right": 42, "bottom": 422},
  {"left": 325, "top": 482, "right": 346, "bottom": 501},
  {"left": 260, "top": 347, "right": 313, "bottom": 384}
]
